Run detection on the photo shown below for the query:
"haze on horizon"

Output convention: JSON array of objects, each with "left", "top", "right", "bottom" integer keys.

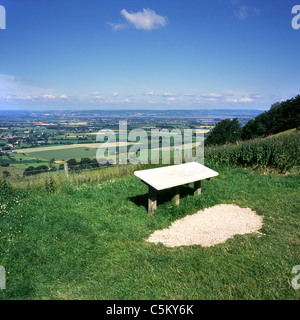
[{"left": 0, "top": 0, "right": 299, "bottom": 111}]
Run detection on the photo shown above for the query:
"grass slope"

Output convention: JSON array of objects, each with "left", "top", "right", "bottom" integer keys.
[
  {"left": 273, "top": 128, "right": 298, "bottom": 137},
  {"left": 0, "top": 166, "right": 299, "bottom": 300}
]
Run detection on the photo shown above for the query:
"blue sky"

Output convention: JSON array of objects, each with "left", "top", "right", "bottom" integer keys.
[{"left": 0, "top": 0, "right": 299, "bottom": 110}]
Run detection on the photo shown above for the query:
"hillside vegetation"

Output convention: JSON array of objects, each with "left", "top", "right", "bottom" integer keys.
[
  {"left": 242, "top": 95, "right": 300, "bottom": 139},
  {"left": 205, "top": 132, "right": 300, "bottom": 173},
  {"left": 205, "top": 95, "right": 300, "bottom": 146}
]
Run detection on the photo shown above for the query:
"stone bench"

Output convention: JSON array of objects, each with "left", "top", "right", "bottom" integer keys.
[{"left": 134, "top": 162, "right": 219, "bottom": 214}]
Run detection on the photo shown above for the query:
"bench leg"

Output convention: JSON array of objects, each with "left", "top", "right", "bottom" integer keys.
[
  {"left": 194, "top": 180, "right": 201, "bottom": 196},
  {"left": 173, "top": 186, "right": 180, "bottom": 206},
  {"left": 148, "top": 187, "right": 157, "bottom": 215}
]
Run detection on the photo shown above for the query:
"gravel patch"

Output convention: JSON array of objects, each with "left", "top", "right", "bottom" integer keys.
[{"left": 147, "top": 204, "right": 263, "bottom": 247}]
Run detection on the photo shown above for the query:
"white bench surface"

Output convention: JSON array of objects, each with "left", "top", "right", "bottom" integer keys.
[{"left": 134, "top": 162, "right": 218, "bottom": 191}]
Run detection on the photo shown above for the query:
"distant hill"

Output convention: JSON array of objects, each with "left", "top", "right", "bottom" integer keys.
[{"left": 0, "top": 108, "right": 263, "bottom": 120}]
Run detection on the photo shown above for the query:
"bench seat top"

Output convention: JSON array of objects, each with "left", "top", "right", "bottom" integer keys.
[{"left": 134, "top": 162, "right": 218, "bottom": 191}]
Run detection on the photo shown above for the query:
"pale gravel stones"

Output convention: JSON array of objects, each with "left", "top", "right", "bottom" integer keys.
[{"left": 147, "top": 204, "right": 263, "bottom": 247}]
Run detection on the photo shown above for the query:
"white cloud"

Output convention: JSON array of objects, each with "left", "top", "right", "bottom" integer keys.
[
  {"left": 0, "top": 74, "right": 56, "bottom": 100},
  {"left": 240, "top": 97, "right": 254, "bottom": 103},
  {"left": 253, "top": 8, "right": 260, "bottom": 15},
  {"left": 234, "top": 6, "right": 260, "bottom": 20},
  {"left": 43, "top": 94, "right": 56, "bottom": 100},
  {"left": 202, "top": 93, "right": 222, "bottom": 98},
  {"left": 146, "top": 100, "right": 156, "bottom": 104},
  {"left": 226, "top": 97, "right": 253, "bottom": 103},
  {"left": 162, "top": 92, "right": 173, "bottom": 97},
  {"left": 89, "top": 92, "right": 103, "bottom": 100},
  {"left": 234, "top": 6, "right": 249, "bottom": 20},
  {"left": 183, "top": 93, "right": 196, "bottom": 97},
  {"left": 226, "top": 98, "right": 238, "bottom": 103},
  {"left": 19, "top": 96, "right": 34, "bottom": 101},
  {"left": 250, "top": 94, "right": 262, "bottom": 99},
  {"left": 107, "top": 22, "right": 128, "bottom": 31},
  {"left": 204, "top": 98, "right": 217, "bottom": 102},
  {"left": 113, "top": 92, "right": 118, "bottom": 97},
  {"left": 120, "top": 8, "right": 167, "bottom": 31},
  {"left": 144, "top": 91, "right": 154, "bottom": 95},
  {"left": 224, "top": 90, "right": 259, "bottom": 104}
]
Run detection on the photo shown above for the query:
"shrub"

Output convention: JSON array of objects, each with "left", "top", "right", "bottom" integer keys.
[{"left": 205, "top": 133, "right": 300, "bottom": 172}]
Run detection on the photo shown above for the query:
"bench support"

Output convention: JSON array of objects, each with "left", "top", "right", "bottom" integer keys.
[
  {"left": 148, "top": 187, "right": 157, "bottom": 215},
  {"left": 173, "top": 186, "right": 180, "bottom": 206},
  {"left": 194, "top": 180, "right": 202, "bottom": 196}
]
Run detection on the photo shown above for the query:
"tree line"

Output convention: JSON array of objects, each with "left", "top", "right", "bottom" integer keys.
[{"left": 23, "top": 157, "right": 109, "bottom": 176}]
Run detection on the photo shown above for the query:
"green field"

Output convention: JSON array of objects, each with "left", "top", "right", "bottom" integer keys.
[
  {"left": 0, "top": 163, "right": 299, "bottom": 300},
  {"left": 28, "top": 147, "right": 99, "bottom": 162}
]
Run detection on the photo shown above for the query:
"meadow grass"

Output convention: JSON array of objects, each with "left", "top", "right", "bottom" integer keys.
[{"left": 0, "top": 164, "right": 299, "bottom": 300}]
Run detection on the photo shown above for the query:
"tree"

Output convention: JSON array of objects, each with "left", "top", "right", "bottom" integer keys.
[
  {"left": 67, "top": 158, "right": 77, "bottom": 167},
  {"left": 241, "top": 119, "right": 255, "bottom": 140},
  {"left": 67, "top": 158, "right": 79, "bottom": 171},
  {"left": 1, "top": 163, "right": 9, "bottom": 167},
  {"left": 23, "top": 166, "right": 35, "bottom": 176},
  {"left": 3, "top": 170, "right": 10, "bottom": 178},
  {"left": 205, "top": 118, "right": 241, "bottom": 146},
  {"left": 23, "top": 165, "right": 49, "bottom": 176},
  {"left": 34, "top": 165, "right": 49, "bottom": 174},
  {"left": 49, "top": 158, "right": 55, "bottom": 168}
]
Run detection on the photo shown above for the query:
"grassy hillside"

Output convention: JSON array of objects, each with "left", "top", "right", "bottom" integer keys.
[
  {"left": 0, "top": 130, "right": 299, "bottom": 300},
  {"left": 0, "top": 163, "right": 299, "bottom": 300},
  {"left": 272, "top": 128, "right": 298, "bottom": 137}
]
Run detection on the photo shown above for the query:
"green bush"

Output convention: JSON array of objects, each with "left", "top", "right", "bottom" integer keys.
[{"left": 205, "top": 133, "right": 300, "bottom": 172}]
